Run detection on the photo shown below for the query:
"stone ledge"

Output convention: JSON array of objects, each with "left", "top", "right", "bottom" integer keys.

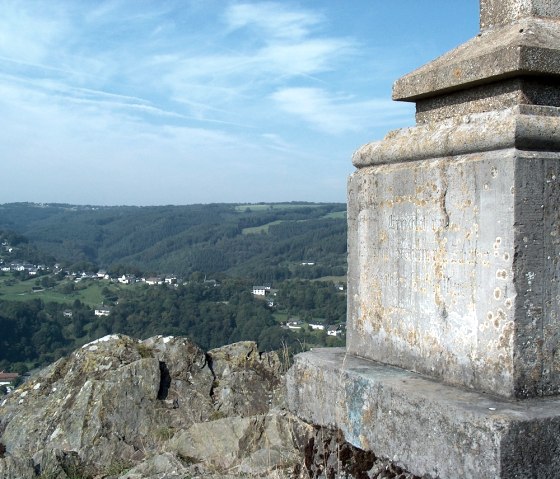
[
  {"left": 393, "top": 17, "right": 560, "bottom": 102},
  {"left": 481, "top": 0, "right": 560, "bottom": 31},
  {"left": 351, "top": 105, "right": 560, "bottom": 167},
  {"left": 286, "top": 348, "right": 560, "bottom": 479}
]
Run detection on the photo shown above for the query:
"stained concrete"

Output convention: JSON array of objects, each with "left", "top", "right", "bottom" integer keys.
[
  {"left": 352, "top": 105, "right": 560, "bottom": 167},
  {"left": 348, "top": 138, "right": 560, "bottom": 399},
  {"left": 393, "top": 18, "right": 560, "bottom": 107},
  {"left": 480, "top": 0, "right": 560, "bottom": 30},
  {"left": 287, "top": 348, "right": 560, "bottom": 479},
  {"left": 287, "top": 1, "right": 560, "bottom": 477}
]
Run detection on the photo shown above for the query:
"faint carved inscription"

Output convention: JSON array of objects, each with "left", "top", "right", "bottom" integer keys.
[
  {"left": 388, "top": 214, "right": 447, "bottom": 231},
  {"left": 367, "top": 209, "right": 481, "bottom": 310}
]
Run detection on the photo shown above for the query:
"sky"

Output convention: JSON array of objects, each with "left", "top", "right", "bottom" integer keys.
[{"left": 0, "top": 0, "right": 479, "bottom": 206}]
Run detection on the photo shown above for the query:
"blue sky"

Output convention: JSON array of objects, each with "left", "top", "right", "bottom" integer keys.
[{"left": 1, "top": 0, "right": 479, "bottom": 206}]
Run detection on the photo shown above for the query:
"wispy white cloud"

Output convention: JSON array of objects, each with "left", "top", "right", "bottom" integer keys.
[
  {"left": 0, "top": 1, "right": 67, "bottom": 64},
  {"left": 0, "top": 0, "right": 436, "bottom": 205},
  {"left": 225, "top": 2, "right": 323, "bottom": 41},
  {"left": 271, "top": 87, "right": 411, "bottom": 134}
]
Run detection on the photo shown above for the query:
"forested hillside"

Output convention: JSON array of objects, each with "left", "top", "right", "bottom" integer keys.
[
  {"left": 0, "top": 202, "right": 347, "bottom": 373},
  {"left": 0, "top": 202, "right": 346, "bottom": 282}
]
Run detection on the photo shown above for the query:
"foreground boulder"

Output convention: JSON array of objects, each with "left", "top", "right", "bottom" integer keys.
[
  {"left": 0, "top": 335, "right": 421, "bottom": 478},
  {"left": 0, "top": 334, "right": 310, "bottom": 478}
]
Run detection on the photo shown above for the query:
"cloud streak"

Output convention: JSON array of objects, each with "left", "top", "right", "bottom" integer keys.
[
  {"left": 271, "top": 87, "right": 411, "bottom": 134},
  {"left": 0, "top": 0, "right": 477, "bottom": 205}
]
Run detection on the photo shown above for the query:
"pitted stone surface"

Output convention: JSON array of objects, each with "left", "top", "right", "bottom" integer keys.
[
  {"left": 415, "top": 79, "right": 560, "bottom": 123},
  {"left": 347, "top": 146, "right": 560, "bottom": 398},
  {"left": 352, "top": 105, "right": 560, "bottom": 167},
  {"left": 481, "top": 0, "right": 560, "bottom": 30},
  {"left": 393, "top": 17, "right": 560, "bottom": 107},
  {"left": 286, "top": 348, "right": 560, "bottom": 479},
  {"left": 287, "top": 1, "right": 560, "bottom": 478}
]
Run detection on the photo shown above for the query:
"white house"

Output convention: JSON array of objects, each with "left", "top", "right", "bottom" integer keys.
[
  {"left": 287, "top": 321, "right": 302, "bottom": 330},
  {"left": 118, "top": 274, "right": 136, "bottom": 284},
  {"left": 309, "top": 323, "right": 325, "bottom": 331},
  {"left": 327, "top": 326, "right": 343, "bottom": 337},
  {"left": 0, "top": 372, "right": 19, "bottom": 387},
  {"left": 94, "top": 306, "right": 112, "bottom": 317},
  {"left": 252, "top": 285, "right": 271, "bottom": 296}
]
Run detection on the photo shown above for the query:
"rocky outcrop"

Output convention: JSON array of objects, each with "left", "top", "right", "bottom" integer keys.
[
  {"left": 0, "top": 334, "right": 420, "bottom": 479},
  {"left": 0, "top": 334, "right": 310, "bottom": 478}
]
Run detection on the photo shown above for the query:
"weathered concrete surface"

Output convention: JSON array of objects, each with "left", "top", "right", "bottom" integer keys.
[
  {"left": 286, "top": 348, "right": 560, "bottom": 479},
  {"left": 300, "top": 1, "right": 560, "bottom": 478},
  {"left": 352, "top": 106, "right": 560, "bottom": 167},
  {"left": 348, "top": 143, "right": 560, "bottom": 398},
  {"left": 480, "top": 0, "right": 560, "bottom": 30},
  {"left": 392, "top": 17, "right": 560, "bottom": 112}
]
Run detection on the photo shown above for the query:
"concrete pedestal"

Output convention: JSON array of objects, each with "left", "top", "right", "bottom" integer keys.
[
  {"left": 285, "top": 4, "right": 560, "bottom": 477},
  {"left": 287, "top": 348, "right": 560, "bottom": 479}
]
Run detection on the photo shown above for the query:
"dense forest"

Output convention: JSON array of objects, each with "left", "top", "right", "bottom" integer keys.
[
  {"left": 0, "top": 202, "right": 347, "bottom": 374},
  {"left": 0, "top": 202, "right": 346, "bottom": 282}
]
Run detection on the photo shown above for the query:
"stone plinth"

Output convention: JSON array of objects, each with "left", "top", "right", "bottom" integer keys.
[
  {"left": 287, "top": 2, "right": 560, "bottom": 477},
  {"left": 347, "top": 106, "right": 560, "bottom": 399},
  {"left": 287, "top": 348, "right": 560, "bottom": 479}
]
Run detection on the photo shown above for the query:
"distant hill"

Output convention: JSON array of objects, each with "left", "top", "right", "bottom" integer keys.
[{"left": 0, "top": 202, "right": 347, "bottom": 282}]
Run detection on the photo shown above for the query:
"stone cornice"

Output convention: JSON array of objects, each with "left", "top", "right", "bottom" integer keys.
[
  {"left": 393, "top": 18, "right": 560, "bottom": 102},
  {"left": 352, "top": 105, "right": 560, "bottom": 167}
]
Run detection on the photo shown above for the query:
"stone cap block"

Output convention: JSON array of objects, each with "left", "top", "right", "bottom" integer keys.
[
  {"left": 352, "top": 105, "right": 560, "bottom": 167},
  {"left": 481, "top": 0, "right": 560, "bottom": 30},
  {"left": 393, "top": 18, "right": 560, "bottom": 102},
  {"left": 287, "top": 348, "right": 560, "bottom": 479}
]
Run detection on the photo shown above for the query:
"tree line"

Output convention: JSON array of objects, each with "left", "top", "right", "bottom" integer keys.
[
  {"left": 0, "top": 277, "right": 346, "bottom": 372},
  {"left": 0, "top": 203, "right": 346, "bottom": 281}
]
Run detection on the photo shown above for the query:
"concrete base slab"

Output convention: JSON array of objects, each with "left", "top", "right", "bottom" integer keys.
[{"left": 286, "top": 348, "right": 560, "bottom": 479}]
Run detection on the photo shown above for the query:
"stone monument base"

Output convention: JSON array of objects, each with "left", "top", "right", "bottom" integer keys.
[{"left": 286, "top": 348, "right": 560, "bottom": 479}]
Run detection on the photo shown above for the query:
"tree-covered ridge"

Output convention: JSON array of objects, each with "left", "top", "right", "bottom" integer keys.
[
  {"left": 0, "top": 202, "right": 346, "bottom": 281},
  {"left": 0, "top": 277, "right": 345, "bottom": 373},
  {"left": 0, "top": 202, "right": 347, "bottom": 373}
]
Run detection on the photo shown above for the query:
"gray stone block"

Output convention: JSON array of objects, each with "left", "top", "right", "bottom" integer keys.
[
  {"left": 288, "top": 2, "right": 560, "bottom": 477},
  {"left": 480, "top": 0, "right": 560, "bottom": 30},
  {"left": 352, "top": 106, "right": 560, "bottom": 167},
  {"left": 348, "top": 134, "right": 560, "bottom": 398},
  {"left": 286, "top": 348, "right": 560, "bottom": 479},
  {"left": 392, "top": 18, "right": 560, "bottom": 110}
]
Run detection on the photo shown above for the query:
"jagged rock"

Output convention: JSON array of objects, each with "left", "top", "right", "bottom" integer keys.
[
  {"left": 208, "top": 341, "right": 285, "bottom": 417},
  {"left": 116, "top": 452, "right": 191, "bottom": 479},
  {"left": 0, "top": 334, "right": 289, "bottom": 478},
  {"left": 302, "top": 426, "right": 424, "bottom": 479},
  {"left": 0, "top": 334, "right": 420, "bottom": 479},
  {"left": 168, "top": 411, "right": 313, "bottom": 476},
  {"left": 0, "top": 453, "right": 36, "bottom": 479}
]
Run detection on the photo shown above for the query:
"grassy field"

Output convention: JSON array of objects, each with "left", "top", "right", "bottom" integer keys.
[
  {"left": 322, "top": 211, "right": 346, "bottom": 219},
  {"left": 234, "top": 203, "right": 328, "bottom": 212},
  {"left": 241, "top": 220, "right": 286, "bottom": 235},
  {"left": 0, "top": 274, "right": 126, "bottom": 307}
]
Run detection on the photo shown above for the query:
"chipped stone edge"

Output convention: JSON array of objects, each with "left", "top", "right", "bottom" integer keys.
[
  {"left": 393, "top": 18, "right": 560, "bottom": 101},
  {"left": 286, "top": 348, "right": 560, "bottom": 479},
  {"left": 352, "top": 105, "right": 560, "bottom": 167}
]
